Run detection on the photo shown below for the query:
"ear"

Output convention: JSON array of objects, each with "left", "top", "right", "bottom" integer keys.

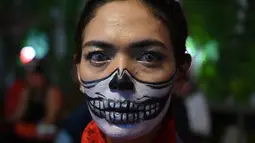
[{"left": 172, "top": 54, "right": 191, "bottom": 95}]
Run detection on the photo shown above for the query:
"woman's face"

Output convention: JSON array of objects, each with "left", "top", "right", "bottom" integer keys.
[{"left": 77, "top": 1, "right": 177, "bottom": 139}]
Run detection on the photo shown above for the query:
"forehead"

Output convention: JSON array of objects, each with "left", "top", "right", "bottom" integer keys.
[{"left": 83, "top": 1, "right": 171, "bottom": 48}]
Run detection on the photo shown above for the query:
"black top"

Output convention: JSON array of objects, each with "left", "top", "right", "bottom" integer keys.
[{"left": 62, "top": 102, "right": 92, "bottom": 143}]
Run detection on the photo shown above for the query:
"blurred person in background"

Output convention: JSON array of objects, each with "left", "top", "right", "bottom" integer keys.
[
  {"left": 55, "top": 102, "right": 92, "bottom": 143},
  {"left": 74, "top": 0, "right": 191, "bottom": 143},
  {"left": 4, "top": 76, "right": 25, "bottom": 121},
  {"left": 7, "top": 61, "right": 63, "bottom": 143},
  {"left": 173, "top": 80, "right": 211, "bottom": 143},
  {"left": 4, "top": 60, "right": 44, "bottom": 121},
  {"left": 2, "top": 63, "right": 29, "bottom": 142},
  {"left": 55, "top": 67, "right": 92, "bottom": 143},
  {"left": 1, "top": 71, "right": 26, "bottom": 142},
  {"left": 184, "top": 81, "right": 211, "bottom": 139}
]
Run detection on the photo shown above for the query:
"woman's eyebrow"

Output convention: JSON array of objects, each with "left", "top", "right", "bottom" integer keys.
[
  {"left": 83, "top": 40, "right": 114, "bottom": 49},
  {"left": 129, "top": 39, "right": 167, "bottom": 50}
]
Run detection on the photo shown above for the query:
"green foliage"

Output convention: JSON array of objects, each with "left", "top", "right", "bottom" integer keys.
[{"left": 183, "top": 0, "right": 254, "bottom": 103}]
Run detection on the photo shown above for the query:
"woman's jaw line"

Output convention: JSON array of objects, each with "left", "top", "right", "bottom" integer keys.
[{"left": 105, "top": 119, "right": 163, "bottom": 143}]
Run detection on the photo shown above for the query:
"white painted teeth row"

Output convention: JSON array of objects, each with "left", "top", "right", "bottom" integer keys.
[
  {"left": 89, "top": 100, "right": 160, "bottom": 111},
  {"left": 93, "top": 109, "right": 160, "bottom": 122}
]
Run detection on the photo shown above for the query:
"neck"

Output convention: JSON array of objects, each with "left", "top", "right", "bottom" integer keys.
[{"left": 106, "top": 123, "right": 161, "bottom": 143}]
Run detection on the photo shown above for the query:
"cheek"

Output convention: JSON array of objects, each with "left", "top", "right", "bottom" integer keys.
[
  {"left": 78, "top": 59, "right": 107, "bottom": 81},
  {"left": 135, "top": 67, "right": 173, "bottom": 83},
  {"left": 134, "top": 58, "right": 176, "bottom": 83}
]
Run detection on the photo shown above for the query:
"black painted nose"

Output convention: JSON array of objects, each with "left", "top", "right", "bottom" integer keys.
[{"left": 109, "top": 73, "right": 135, "bottom": 91}]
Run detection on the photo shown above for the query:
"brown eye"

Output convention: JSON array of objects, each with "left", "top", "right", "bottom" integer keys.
[
  {"left": 85, "top": 51, "right": 110, "bottom": 66},
  {"left": 137, "top": 51, "right": 165, "bottom": 63}
]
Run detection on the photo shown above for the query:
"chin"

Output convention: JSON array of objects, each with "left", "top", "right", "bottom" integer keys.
[{"left": 88, "top": 95, "right": 171, "bottom": 139}]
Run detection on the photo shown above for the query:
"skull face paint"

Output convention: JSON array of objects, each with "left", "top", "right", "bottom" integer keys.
[
  {"left": 80, "top": 68, "right": 175, "bottom": 139},
  {"left": 77, "top": 0, "right": 178, "bottom": 139}
]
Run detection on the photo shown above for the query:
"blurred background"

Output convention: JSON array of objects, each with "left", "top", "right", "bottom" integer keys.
[{"left": 0, "top": 0, "right": 255, "bottom": 143}]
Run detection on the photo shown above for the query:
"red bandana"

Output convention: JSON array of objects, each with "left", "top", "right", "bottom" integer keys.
[{"left": 81, "top": 118, "right": 176, "bottom": 143}]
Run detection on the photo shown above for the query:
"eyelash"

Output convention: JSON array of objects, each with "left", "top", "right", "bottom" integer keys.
[
  {"left": 84, "top": 51, "right": 166, "bottom": 67},
  {"left": 85, "top": 51, "right": 106, "bottom": 60},
  {"left": 84, "top": 51, "right": 111, "bottom": 67},
  {"left": 137, "top": 51, "right": 166, "bottom": 62}
]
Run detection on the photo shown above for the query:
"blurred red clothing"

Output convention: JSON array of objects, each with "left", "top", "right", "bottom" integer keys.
[{"left": 4, "top": 80, "right": 25, "bottom": 118}]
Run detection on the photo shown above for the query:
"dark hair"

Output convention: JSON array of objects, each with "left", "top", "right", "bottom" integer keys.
[
  {"left": 27, "top": 59, "right": 50, "bottom": 85},
  {"left": 75, "top": 0, "right": 190, "bottom": 67}
]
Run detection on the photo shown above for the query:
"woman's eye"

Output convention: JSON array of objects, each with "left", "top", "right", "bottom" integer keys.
[
  {"left": 86, "top": 51, "right": 110, "bottom": 64},
  {"left": 137, "top": 51, "right": 165, "bottom": 63}
]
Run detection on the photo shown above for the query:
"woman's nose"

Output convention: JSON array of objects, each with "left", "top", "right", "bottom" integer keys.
[{"left": 109, "top": 72, "right": 135, "bottom": 92}]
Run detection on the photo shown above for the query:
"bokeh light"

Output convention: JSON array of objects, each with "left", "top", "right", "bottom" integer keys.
[
  {"left": 23, "top": 29, "right": 49, "bottom": 60},
  {"left": 20, "top": 46, "right": 36, "bottom": 64}
]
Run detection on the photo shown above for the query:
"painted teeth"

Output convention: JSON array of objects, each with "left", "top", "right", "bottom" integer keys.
[
  {"left": 115, "top": 102, "right": 120, "bottom": 108},
  {"left": 100, "top": 102, "right": 104, "bottom": 108},
  {"left": 130, "top": 102, "right": 133, "bottom": 108},
  {"left": 134, "top": 113, "right": 138, "bottom": 120},
  {"left": 138, "top": 105, "right": 144, "bottom": 110},
  {"left": 145, "top": 105, "right": 150, "bottom": 110},
  {"left": 109, "top": 102, "right": 115, "bottom": 108},
  {"left": 106, "top": 111, "right": 110, "bottom": 121},
  {"left": 95, "top": 108, "right": 100, "bottom": 114},
  {"left": 90, "top": 100, "right": 94, "bottom": 105},
  {"left": 90, "top": 100, "right": 160, "bottom": 111},
  {"left": 151, "top": 109, "right": 155, "bottom": 114},
  {"left": 91, "top": 109, "right": 162, "bottom": 124},
  {"left": 156, "top": 106, "right": 159, "bottom": 112},
  {"left": 121, "top": 101, "right": 127, "bottom": 108},
  {"left": 115, "top": 112, "right": 121, "bottom": 120},
  {"left": 89, "top": 99, "right": 164, "bottom": 123},
  {"left": 103, "top": 101, "right": 108, "bottom": 108},
  {"left": 110, "top": 112, "right": 114, "bottom": 121},
  {"left": 123, "top": 113, "right": 127, "bottom": 120},
  {"left": 146, "top": 111, "right": 150, "bottom": 116},
  {"left": 128, "top": 114, "right": 133, "bottom": 122},
  {"left": 133, "top": 104, "right": 138, "bottom": 108},
  {"left": 95, "top": 101, "right": 100, "bottom": 108},
  {"left": 139, "top": 112, "right": 144, "bottom": 119}
]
